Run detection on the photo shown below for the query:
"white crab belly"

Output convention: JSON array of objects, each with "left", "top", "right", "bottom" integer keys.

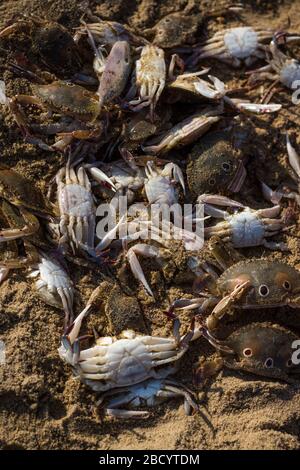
[
  {"left": 59, "top": 184, "right": 95, "bottom": 218},
  {"left": 280, "top": 60, "right": 300, "bottom": 88},
  {"left": 145, "top": 176, "right": 177, "bottom": 205},
  {"left": 38, "top": 257, "right": 72, "bottom": 291},
  {"left": 224, "top": 27, "right": 258, "bottom": 59},
  {"left": 229, "top": 211, "right": 265, "bottom": 247},
  {"left": 79, "top": 338, "right": 156, "bottom": 388}
]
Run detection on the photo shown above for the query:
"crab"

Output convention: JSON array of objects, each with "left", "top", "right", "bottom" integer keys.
[
  {"left": 249, "top": 40, "right": 300, "bottom": 102},
  {"left": 199, "top": 194, "right": 287, "bottom": 250},
  {"left": 167, "top": 71, "right": 282, "bottom": 113},
  {"left": 59, "top": 287, "right": 198, "bottom": 395},
  {"left": 143, "top": 160, "right": 185, "bottom": 206},
  {"left": 142, "top": 105, "right": 222, "bottom": 155},
  {"left": 199, "top": 322, "right": 300, "bottom": 384},
  {"left": 7, "top": 40, "right": 132, "bottom": 150},
  {"left": 0, "top": 163, "right": 54, "bottom": 244},
  {"left": 187, "top": 26, "right": 281, "bottom": 68},
  {"left": 28, "top": 252, "right": 74, "bottom": 327},
  {"left": 169, "top": 242, "right": 300, "bottom": 330},
  {"left": 8, "top": 80, "right": 104, "bottom": 151},
  {"left": 0, "top": 16, "right": 82, "bottom": 76},
  {"left": 96, "top": 40, "right": 131, "bottom": 109},
  {"left": 142, "top": 3, "right": 243, "bottom": 49},
  {"left": 186, "top": 130, "right": 247, "bottom": 198},
  {"left": 54, "top": 162, "right": 108, "bottom": 254},
  {"left": 0, "top": 166, "right": 58, "bottom": 283},
  {"left": 129, "top": 44, "right": 183, "bottom": 119},
  {"left": 0, "top": 199, "right": 41, "bottom": 273},
  {"left": 97, "top": 378, "right": 198, "bottom": 419},
  {"left": 74, "top": 16, "right": 147, "bottom": 48}
]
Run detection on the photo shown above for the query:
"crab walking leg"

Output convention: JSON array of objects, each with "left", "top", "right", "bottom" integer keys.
[
  {"left": 206, "top": 280, "right": 251, "bottom": 330},
  {"left": 127, "top": 243, "right": 160, "bottom": 296},
  {"left": 142, "top": 114, "right": 221, "bottom": 155},
  {"left": 286, "top": 133, "right": 300, "bottom": 179},
  {"left": 0, "top": 267, "right": 10, "bottom": 284},
  {"left": 0, "top": 208, "right": 40, "bottom": 242},
  {"left": 198, "top": 326, "right": 235, "bottom": 354},
  {"left": 160, "top": 383, "right": 198, "bottom": 415},
  {"left": 105, "top": 409, "right": 150, "bottom": 419},
  {"left": 95, "top": 215, "right": 126, "bottom": 252}
]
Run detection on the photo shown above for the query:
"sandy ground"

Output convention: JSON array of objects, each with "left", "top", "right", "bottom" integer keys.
[{"left": 0, "top": 0, "right": 300, "bottom": 450}]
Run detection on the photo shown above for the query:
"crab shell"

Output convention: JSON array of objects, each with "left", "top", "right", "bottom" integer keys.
[
  {"left": 0, "top": 163, "right": 53, "bottom": 217},
  {"left": 187, "top": 132, "right": 246, "bottom": 197},
  {"left": 217, "top": 259, "right": 300, "bottom": 308},
  {"left": 32, "top": 82, "right": 101, "bottom": 122},
  {"left": 145, "top": 12, "right": 199, "bottom": 48},
  {"left": 222, "top": 323, "right": 300, "bottom": 380}
]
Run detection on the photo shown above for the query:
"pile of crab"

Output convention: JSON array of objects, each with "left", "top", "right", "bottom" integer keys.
[{"left": 1, "top": 3, "right": 300, "bottom": 420}]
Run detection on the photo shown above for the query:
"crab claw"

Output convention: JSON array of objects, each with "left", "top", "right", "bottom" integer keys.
[
  {"left": 58, "top": 303, "right": 92, "bottom": 363},
  {"left": 261, "top": 181, "right": 283, "bottom": 205},
  {"left": 88, "top": 166, "right": 117, "bottom": 192}
]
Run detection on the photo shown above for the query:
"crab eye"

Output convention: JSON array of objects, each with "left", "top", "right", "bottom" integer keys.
[
  {"left": 243, "top": 348, "right": 252, "bottom": 357},
  {"left": 286, "top": 358, "right": 293, "bottom": 367},
  {"left": 222, "top": 162, "right": 231, "bottom": 173},
  {"left": 283, "top": 280, "right": 291, "bottom": 290},
  {"left": 209, "top": 177, "right": 216, "bottom": 186},
  {"left": 264, "top": 357, "right": 274, "bottom": 368},
  {"left": 259, "top": 284, "right": 269, "bottom": 297}
]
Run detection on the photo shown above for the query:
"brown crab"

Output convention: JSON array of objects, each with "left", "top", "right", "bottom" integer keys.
[
  {"left": 0, "top": 164, "right": 55, "bottom": 270},
  {"left": 186, "top": 130, "right": 247, "bottom": 198},
  {"left": 169, "top": 239, "right": 300, "bottom": 329},
  {"left": 8, "top": 80, "right": 104, "bottom": 151},
  {"left": 199, "top": 322, "right": 300, "bottom": 384},
  {"left": 0, "top": 163, "right": 54, "bottom": 239},
  {"left": 0, "top": 16, "right": 82, "bottom": 76},
  {"left": 143, "top": 3, "right": 243, "bottom": 49}
]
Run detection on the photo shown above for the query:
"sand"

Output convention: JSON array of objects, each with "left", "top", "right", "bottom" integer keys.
[{"left": 0, "top": 0, "right": 300, "bottom": 450}]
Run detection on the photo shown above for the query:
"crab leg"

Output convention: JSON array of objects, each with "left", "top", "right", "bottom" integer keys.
[
  {"left": 105, "top": 409, "right": 149, "bottom": 419},
  {"left": 143, "top": 114, "right": 221, "bottom": 155},
  {"left": 206, "top": 280, "right": 251, "bottom": 329},
  {"left": 0, "top": 208, "right": 39, "bottom": 242},
  {"left": 286, "top": 134, "right": 300, "bottom": 179},
  {"left": 127, "top": 243, "right": 160, "bottom": 296},
  {"left": 0, "top": 267, "right": 10, "bottom": 284}
]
